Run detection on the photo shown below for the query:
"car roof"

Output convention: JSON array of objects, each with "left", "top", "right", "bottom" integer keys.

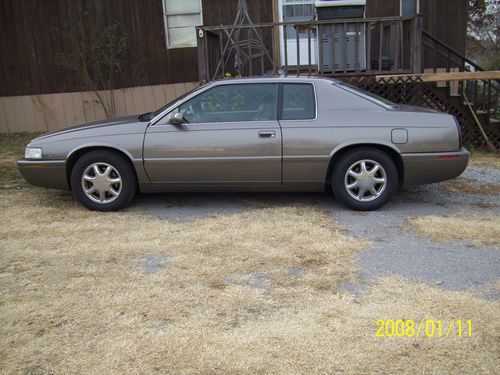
[{"left": 210, "top": 75, "right": 341, "bottom": 85}]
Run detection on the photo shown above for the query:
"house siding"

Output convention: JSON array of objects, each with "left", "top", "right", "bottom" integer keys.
[{"left": 0, "top": 0, "right": 466, "bottom": 98}]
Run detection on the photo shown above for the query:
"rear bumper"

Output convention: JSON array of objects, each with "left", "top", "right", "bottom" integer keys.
[
  {"left": 17, "top": 159, "right": 70, "bottom": 190},
  {"left": 401, "top": 149, "right": 469, "bottom": 187}
]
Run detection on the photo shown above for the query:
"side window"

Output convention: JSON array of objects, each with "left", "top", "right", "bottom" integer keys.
[
  {"left": 178, "top": 84, "right": 278, "bottom": 123},
  {"left": 282, "top": 84, "right": 316, "bottom": 120}
]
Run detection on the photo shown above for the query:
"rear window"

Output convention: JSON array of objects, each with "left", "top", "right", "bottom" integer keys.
[
  {"left": 282, "top": 83, "right": 316, "bottom": 120},
  {"left": 336, "top": 83, "right": 399, "bottom": 110}
]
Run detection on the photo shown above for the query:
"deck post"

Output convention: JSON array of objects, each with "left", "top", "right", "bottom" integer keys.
[
  {"left": 272, "top": 0, "right": 280, "bottom": 74},
  {"left": 411, "top": 15, "right": 423, "bottom": 74},
  {"left": 197, "top": 28, "right": 208, "bottom": 83}
]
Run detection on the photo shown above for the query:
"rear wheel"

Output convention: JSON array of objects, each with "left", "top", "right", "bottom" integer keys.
[
  {"left": 70, "top": 150, "right": 136, "bottom": 211},
  {"left": 332, "top": 148, "right": 398, "bottom": 211}
]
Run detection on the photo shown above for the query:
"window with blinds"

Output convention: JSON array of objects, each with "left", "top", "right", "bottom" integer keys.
[
  {"left": 282, "top": 0, "right": 315, "bottom": 21},
  {"left": 281, "top": 0, "right": 315, "bottom": 40},
  {"left": 163, "top": 0, "right": 203, "bottom": 49}
]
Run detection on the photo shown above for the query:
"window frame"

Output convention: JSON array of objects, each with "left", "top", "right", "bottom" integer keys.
[
  {"left": 178, "top": 83, "right": 280, "bottom": 124},
  {"left": 279, "top": 83, "right": 317, "bottom": 121},
  {"left": 162, "top": 0, "right": 203, "bottom": 49},
  {"left": 400, "top": 0, "right": 420, "bottom": 16}
]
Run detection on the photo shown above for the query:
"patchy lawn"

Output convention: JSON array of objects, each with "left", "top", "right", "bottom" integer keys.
[
  {"left": 469, "top": 151, "right": 500, "bottom": 169},
  {"left": 0, "top": 135, "right": 499, "bottom": 373},
  {"left": 440, "top": 177, "right": 500, "bottom": 195},
  {"left": 0, "top": 190, "right": 367, "bottom": 373},
  {"left": 0, "top": 133, "right": 42, "bottom": 189},
  {"left": 408, "top": 213, "right": 500, "bottom": 247}
]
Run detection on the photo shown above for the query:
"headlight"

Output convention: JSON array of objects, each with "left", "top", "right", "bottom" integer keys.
[{"left": 25, "top": 147, "right": 42, "bottom": 159}]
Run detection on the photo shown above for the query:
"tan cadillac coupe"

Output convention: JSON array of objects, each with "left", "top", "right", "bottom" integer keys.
[{"left": 18, "top": 77, "right": 468, "bottom": 211}]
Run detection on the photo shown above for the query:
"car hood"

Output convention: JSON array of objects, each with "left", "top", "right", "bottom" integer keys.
[{"left": 33, "top": 114, "right": 143, "bottom": 142}]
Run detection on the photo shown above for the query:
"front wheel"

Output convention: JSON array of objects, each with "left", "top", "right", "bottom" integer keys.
[
  {"left": 70, "top": 150, "right": 137, "bottom": 211},
  {"left": 332, "top": 148, "right": 398, "bottom": 211}
]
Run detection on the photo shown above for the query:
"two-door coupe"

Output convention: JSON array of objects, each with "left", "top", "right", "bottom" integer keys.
[{"left": 18, "top": 77, "right": 468, "bottom": 211}]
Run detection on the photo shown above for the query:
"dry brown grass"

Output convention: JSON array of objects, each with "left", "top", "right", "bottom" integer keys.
[
  {"left": 440, "top": 177, "right": 500, "bottom": 195},
  {"left": 0, "top": 190, "right": 366, "bottom": 374},
  {"left": 408, "top": 213, "right": 500, "bottom": 247},
  {"left": 470, "top": 151, "right": 500, "bottom": 168},
  {"left": 1, "top": 190, "right": 499, "bottom": 374}
]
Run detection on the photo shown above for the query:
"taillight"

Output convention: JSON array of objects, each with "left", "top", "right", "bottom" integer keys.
[{"left": 454, "top": 117, "right": 463, "bottom": 149}]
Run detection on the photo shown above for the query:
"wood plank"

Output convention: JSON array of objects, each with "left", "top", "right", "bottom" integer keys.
[
  {"left": 113, "top": 88, "right": 127, "bottom": 117},
  {"left": 93, "top": 90, "right": 109, "bottom": 120},
  {"left": 18, "top": 95, "right": 39, "bottom": 132},
  {"left": 0, "top": 82, "right": 200, "bottom": 132},
  {"left": 49, "top": 93, "right": 68, "bottom": 131},
  {"left": 9, "top": 96, "right": 30, "bottom": 132},
  {"left": 61, "top": 91, "right": 78, "bottom": 126},
  {"left": 435, "top": 68, "right": 447, "bottom": 88},
  {"left": 33, "top": 95, "right": 57, "bottom": 131},
  {"left": 0, "top": 98, "right": 9, "bottom": 133},
  {"left": 151, "top": 85, "right": 166, "bottom": 110},
  {"left": 28, "top": 95, "right": 48, "bottom": 132},
  {"left": 137, "top": 86, "right": 150, "bottom": 113},
  {"left": 80, "top": 91, "right": 98, "bottom": 123},
  {"left": 3, "top": 97, "right": 21, "bottom": 132},
  {"left": 70, "top": 92, "right": 88, "bottom": 125},
  {"left": 29, "top": 94, "right": 48, "bottom": 131},
  {"left": 163, "top": 83, "right": 176, "bottom": 103},
  {"left": 377, "top": 71, "right": 500, "bottom": 83},
  {"left": 449, "top": 67, "right": 460, "bottom": 96},
  {"left": 142, "top": 86, "right": 155, "bottom": 112},
  {"left": 123, "top": 87, "right": 137, "bottom": 116}
]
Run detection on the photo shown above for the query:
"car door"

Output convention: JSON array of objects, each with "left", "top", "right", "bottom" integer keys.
[
  {"left": 143, "top": 82, "right": 282, "bottom": 185},
  {"left": 278, "top": 82, "right": 322, "bottom": 184}
]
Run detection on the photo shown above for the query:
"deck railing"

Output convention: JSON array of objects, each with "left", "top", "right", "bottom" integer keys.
[
  {"left": 422, "top": 30, "right": 500, "bottom": 125},
  {"left": 196, "top": 15, "right": 422, "bottom": 83}
]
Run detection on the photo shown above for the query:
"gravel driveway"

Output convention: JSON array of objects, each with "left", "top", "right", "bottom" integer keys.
[{"left": 131, "top": 164, "right": 500, "bottom": 299}]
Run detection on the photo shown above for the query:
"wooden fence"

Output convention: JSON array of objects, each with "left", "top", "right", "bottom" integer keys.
[{"left": 0, "top": 82, "right": 198, "bottom": 133}]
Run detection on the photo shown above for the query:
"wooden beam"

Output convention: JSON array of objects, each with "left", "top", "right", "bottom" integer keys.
[
  {"left": 196, "top": 28, "right": 208, "bottom": 84},
  {"left": 272, "top": 0, "right": 280, "bottom": 72},
  {"left": 411, "top": 16, "right": 423, "bottom": 73},
  {"left": 376, "top": 71, "right": 500, "bottom": 83},
  {"left": 199, "top": 16, "right": 418, "bottom": 31}
]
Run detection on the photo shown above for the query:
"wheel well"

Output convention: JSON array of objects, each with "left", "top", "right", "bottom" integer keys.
[
  {"left": 325, "top": 144, "right": 404, "bottom": 186},
  {"left": 66, "top": 147, "right": 138, "bottom": 189}
]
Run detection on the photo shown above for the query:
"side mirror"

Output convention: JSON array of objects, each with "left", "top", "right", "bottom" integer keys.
[{"left": 169, "top": 111, "right": 185, "bottom": 125}]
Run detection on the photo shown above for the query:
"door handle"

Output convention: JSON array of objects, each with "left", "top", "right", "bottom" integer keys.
[{"left": 258, "top": 130, "right": 276, "bottom": 138}]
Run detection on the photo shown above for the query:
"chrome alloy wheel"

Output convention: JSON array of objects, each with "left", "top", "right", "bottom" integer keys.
[
  {"left": 81, "top": 162, "right": 122, "bottom": 204},
  {"left": 344, "top": 159, "right": 387, "bottom": 202}
]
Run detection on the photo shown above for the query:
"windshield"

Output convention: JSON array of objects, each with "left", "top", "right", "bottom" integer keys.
[
  {"left": 139, "top": 84, "right": 205, "bottom": 122},
  {"left": 336, "top": 82, "right": 399, "bottom": 110}
]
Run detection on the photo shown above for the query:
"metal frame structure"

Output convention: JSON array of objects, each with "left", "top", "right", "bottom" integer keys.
[{"left": 210, "top": 0, "right": 274, "bottom": 80}]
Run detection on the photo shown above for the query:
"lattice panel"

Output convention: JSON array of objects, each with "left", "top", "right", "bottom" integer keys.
[{"left": 342, "top": 76, "right": 498, "bottom": 149}]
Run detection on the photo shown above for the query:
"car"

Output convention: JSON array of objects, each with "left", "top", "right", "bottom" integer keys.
[{"left": 18, "top": 76, "right": 469, "bottom": 211}]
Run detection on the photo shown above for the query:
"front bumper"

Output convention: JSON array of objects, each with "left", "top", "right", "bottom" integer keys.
[
  {"left": 17, "top": 159, "right": 70, "bottom": 190},
  {"left": 401, "top": 149, "right": 469, "bottom": 187}
]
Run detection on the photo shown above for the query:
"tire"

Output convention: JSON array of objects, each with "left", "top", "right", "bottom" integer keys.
[
  {"left": 331, "top": 147, "right": 398, "bottom": 211},
  {"left": 70, "top": 150, "right": 137, "bottom": 211}
]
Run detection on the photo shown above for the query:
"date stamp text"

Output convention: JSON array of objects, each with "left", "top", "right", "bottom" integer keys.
[{"left": 375, "top": 319, "right": 473, "bottom": 338}]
